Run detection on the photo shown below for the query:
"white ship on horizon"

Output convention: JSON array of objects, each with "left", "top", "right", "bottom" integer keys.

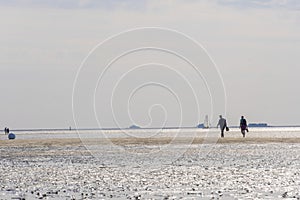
[{"left": 203, "top": 115, "right": 210, "bottom": 129}]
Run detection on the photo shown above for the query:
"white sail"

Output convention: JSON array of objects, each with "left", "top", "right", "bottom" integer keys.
[{"left": 204, "top": 115, "right": 210, "bottom": 128}]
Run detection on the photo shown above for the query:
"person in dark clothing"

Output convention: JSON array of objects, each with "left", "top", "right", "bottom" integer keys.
[
  {"left": 217, "top": 115, "right": 227, "bottom": 138},
  {"left": 240, "top": 116, "right": 248, "bottom": 137},
  {"left": 4, "top": 127, "right": 9, "bottom": 135}
]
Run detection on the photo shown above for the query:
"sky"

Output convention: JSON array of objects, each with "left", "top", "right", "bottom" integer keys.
[{"left": 0, "top": 0, "right": 300, "bottom": 129}]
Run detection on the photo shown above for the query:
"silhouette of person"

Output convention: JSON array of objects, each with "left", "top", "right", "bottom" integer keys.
[
  {"left": 240, "top": 116, "right": 248, "bottom": 137},
  {"left": 217, "top": 115, "right": 227, "bottom": 138},
  {"left": 4, "top": 127, "right": 9, "bottom": 135}
]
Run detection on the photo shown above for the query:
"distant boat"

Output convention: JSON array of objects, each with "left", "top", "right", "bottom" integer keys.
[
  {"left": 204, "top": 115, "right": 210, "bottom": 129},
  {"left": 197, "top": 115, "right": 210, "bottom": 129}
]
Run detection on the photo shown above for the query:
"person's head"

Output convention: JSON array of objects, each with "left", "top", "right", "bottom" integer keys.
[
  {"left": 219, "top": 115, "right": 222, "bottom": 119},
  {"left": 241, "top": 116, "right": 244, "bottom": 119}
]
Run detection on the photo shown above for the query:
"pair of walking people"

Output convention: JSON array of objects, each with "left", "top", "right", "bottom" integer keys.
[
  {"left": 4, "top": 127, "right": 9, "bottom": 135},
  {"left": 217, "top": 115, "right": 248, "bottom": 137}
]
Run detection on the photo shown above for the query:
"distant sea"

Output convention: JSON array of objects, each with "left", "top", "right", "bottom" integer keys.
[{"left": 1, "top": 127, "right": 300, "bottom": 140}]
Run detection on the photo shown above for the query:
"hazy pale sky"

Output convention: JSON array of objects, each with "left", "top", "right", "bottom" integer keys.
[{"left": 1, "top": 0, "right": 300, "bottom": 129}]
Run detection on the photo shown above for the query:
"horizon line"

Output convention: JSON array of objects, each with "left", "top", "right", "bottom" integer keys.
[{"left": 8, "top": 125, "right": 300, "bottom": 132}]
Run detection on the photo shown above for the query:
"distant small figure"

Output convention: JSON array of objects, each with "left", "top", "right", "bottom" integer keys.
[
  {"left": 217, "top": 115, "right": 227, "bottom": 138},
  {"left": 69, "top": 126, "right": 72, "bottom": 131},
  {"left": 4, "top": 127, "right": 9, "bottom": 135},
  {"left": 240, "top": 116, "right": 249, "bottom": 137}
]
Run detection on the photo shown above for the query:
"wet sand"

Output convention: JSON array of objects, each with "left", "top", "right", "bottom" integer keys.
[
  {"left": 1, "top": 131, "right": 300, "bottom": 199},
  {"left": 1, "top": 137, "right": 300, "bottom": 147}
]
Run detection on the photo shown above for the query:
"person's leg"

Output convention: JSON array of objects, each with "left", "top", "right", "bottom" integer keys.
[
  {"left": 241, "top": 125, "right": 246, "bottom": 137},
  {"left": 221, "top": 127, "right": 225, "bottom": 137}
]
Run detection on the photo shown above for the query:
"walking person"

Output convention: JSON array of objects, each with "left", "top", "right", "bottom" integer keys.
[
  {"left": 240, "top": 116, "right": 248, "bottom": 137},
  {"left": 4, "top": 127, "right": 8, "bottom": 135},
  {"left": 217, "top": 115, "right": 227, "bottom": 138}
]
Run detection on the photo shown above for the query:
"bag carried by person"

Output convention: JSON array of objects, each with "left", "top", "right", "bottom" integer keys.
[{"left": 226, "top": 126, "right": 229, "bottom": 131}]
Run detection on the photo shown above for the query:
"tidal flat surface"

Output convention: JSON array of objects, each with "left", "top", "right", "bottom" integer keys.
[{"left": 0, "top": 129, "right": 300, "bottom": 199}]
